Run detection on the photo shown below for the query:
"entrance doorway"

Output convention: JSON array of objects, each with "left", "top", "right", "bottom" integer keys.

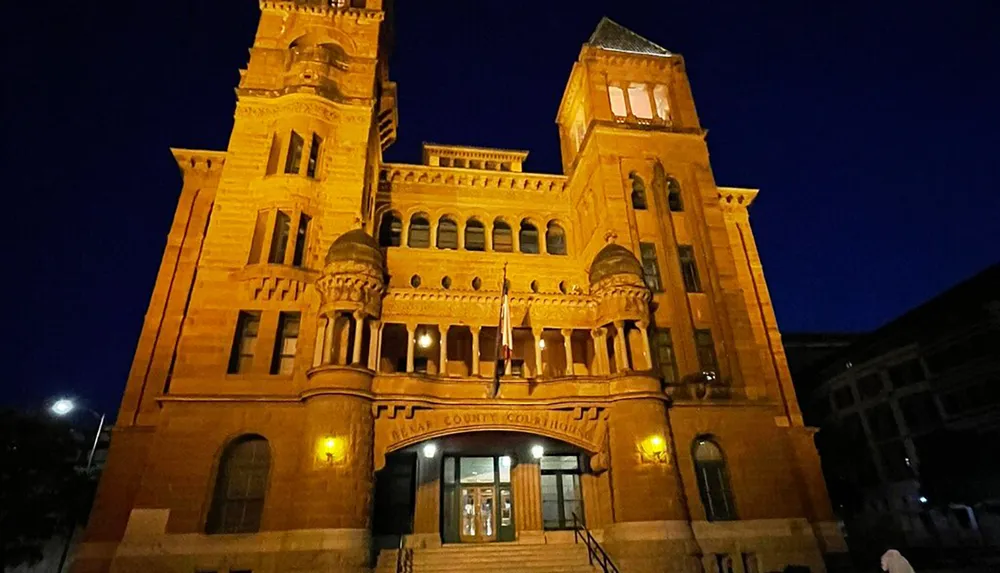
[
  {"left": 443, "top": 455, "right": 514, "bottom": 543},
  {"left": 541, "top": 455, "right": 583, "bottom": 529}
]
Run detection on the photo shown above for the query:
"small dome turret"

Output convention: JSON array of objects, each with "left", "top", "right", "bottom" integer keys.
[
  {"left": 589, "top": 244, "right": 643, "bottom": 285},
  {"left": 325, "top": 229, "right": 384, "bottom": 268}
]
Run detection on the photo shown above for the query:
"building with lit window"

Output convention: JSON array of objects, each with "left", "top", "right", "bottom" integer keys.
[
  {"left": 798, "top": 264, "right": 1000, "bottom": 562},
  {"left": 73, "top": 3, "right": 845, "bottom": 573}
]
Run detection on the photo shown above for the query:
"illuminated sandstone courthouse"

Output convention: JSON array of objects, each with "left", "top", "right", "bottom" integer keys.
[{"left": 75, "top": 2, "right": 847, "bottom": 573}]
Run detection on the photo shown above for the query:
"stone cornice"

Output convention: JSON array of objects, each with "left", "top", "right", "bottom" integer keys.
[
  {"left": 259, "top": 1, "right": 384, "bottom": 23},
  {"left": 381, "top": 164, "right": 568, "bottom": 194},
  {"left": 718, "top": 187, "right": 759, "bottom": 212},
  {"left": 170, "top": 148, "right": 227, "bottom": 174},
  {"left": 422, "top": 143, "right": 529, "bottom": 165}
]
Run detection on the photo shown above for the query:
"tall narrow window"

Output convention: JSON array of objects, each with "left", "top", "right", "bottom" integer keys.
[
  {"left": 667, "top": 177, "right": 684, "bottom": 212},
  {"left": 306, "top": 133, "right": 322, "bottom": 178},
  {"left": 268, "top": 211, "right": 291, "bottom": 264},
  {"left": 247, "top": 211, "right": 269, "bottom": 264},
  {"left": 652, "top": 328, "right": 678, "bottom": 384},
  {"left": 693, "top": 438, "right": 736, "bottom": 521},
  {"left": 629, "top": 171, "right": 647, "bottom": 210},
  {"left": 540, "top": 455, "right": 583, "bottom": 530},
  {"left": 379, "top": 212, "right": 402, "bottom": 247},
  {"left": 493, "top": 220, "right": 513, "bottom": 252},
  {"left": 270, "top": 312, "right": 300, "bottom": 375},
  {"left": 437, "top": 217, "right": 458, "bottom": 249},
  {"left": 639, "top": 243, "right": 662, "bottom": 292},
  {"left": 519, "top": 221, "right": 539, "bottom": 254},
  {"left": 694, "top": 329, "right": 719, "bottom": 376},
  {"left": 465, "top": 219, "right": 486, "bottom": 251},
  {"left": 228, "top": 311, "right": 261, "bottom": 374},
  {"left": 653, "top": 84, "right": 670, "bottom": 121},
  {"left": 291, "top": 214, "right": 310, "bottom": 268},
  {"left": 284, "top": 131, "right": 304, "bottom": 174},
  {"left": 627, "top": 83, "right": 653, "bottom": 119},
  {"left": 608, "top": 85, "right": 627, "bottom": 118},
  {"left": 408, "top": 215, "right": 430, "bottom": 248},
  {"left": 678, "top": 245, "right": 702, "bottom": 292},
  {"left": 206, "top": 436, "right": 270, "bottom": 534},
  {"left": 545, "top": 222, "right": 567, "bottom": 255},
  {"left": 265, "top": 133, "right": 282, "bottom": 175},
  {"left": 570, "top": 109, "right": 586, "bottom": 152}
]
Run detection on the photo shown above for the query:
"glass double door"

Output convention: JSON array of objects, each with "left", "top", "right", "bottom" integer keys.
[
  {"left": 443, "top": 456, "right": 515, "bottom": 543},
  {"left": 460, "top": 485, "right": 496, "bottom": 542}
]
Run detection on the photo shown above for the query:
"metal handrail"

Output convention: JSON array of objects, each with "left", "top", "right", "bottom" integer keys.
[
  {"left": 394, "top": 536, "right": 411, "bottom": 573},
  {"left": 572, "top": 513, "right": 620, "bottom": 573}
]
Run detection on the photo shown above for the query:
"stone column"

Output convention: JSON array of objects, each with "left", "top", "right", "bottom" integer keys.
[
  {"left": 561, "top": 328, "right": 574, "bottom": 376},
  {"left": 512, "top": 460, "right": 543, "bottom": 542},
  {"left": 471, "top": 325, "right": 481, "bottom": 376},
  {"left": 594, "top": 327, "right": 609, "bottom": 375},
  {"left": 295, "top": 394, "right": 375, "bottom": 572},
  {"left": 412, "top": 452, "right": 442, "bottom": 545},
  {"left": 538, "top": 228, "right": 547, "bottom": 254},
  {"left": 637, "top": 321, "right": 653, "bottom": 371},
  {"left": 605, "top": 398, "right": 698, "bottom": 573},
  {"left": 324, "top": 313, "right": 336, "bottom": 365},
  {"left": 512, "top": 226, "right": 520, "bottom": 253},
  {"left": 406, "top": 324, "right": 416, "bottom": 373},
  {"left": 313, "top": 315, "right": 328, "bottom": 367},
  {"left": 439, "top": 324, "right": 449, "bottom": 376},
  {"left": 402, "top": 218, "right": 410, "bottom": 247},
  {"left": 614, "top": 320, "right": 629, "bottom": 371},
  {"left": 367, "top": 320, "right": 381, "bottom": 371},
  {"left": 533, "top": 328, "right": 544, "bottom": 378},
  {"left": 351, "top": 312, "right": 365, "bottom": 365},
  {"left": 485, "top": 226, "right": 493, "bottom": 251}
]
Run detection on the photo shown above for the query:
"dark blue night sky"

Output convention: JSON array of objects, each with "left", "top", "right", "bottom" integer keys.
[{"left": 3, "top": 0, "right": 998, "bottom": 418}]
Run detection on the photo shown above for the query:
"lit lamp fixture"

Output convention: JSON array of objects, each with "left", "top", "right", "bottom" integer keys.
[
  {"left": 417, "top": 333, "right": 433, "bottom": 349},
  {"left": 531, "top": 444, "right": 545, "bottom": 459},
  {"left": 538, "top": 339, "right": 546, "bottom": 349},
  {"left": 51, "top": 398, "right": 75, "bottom": 416},
  {"left": 318, "top": 435, "right": 346, "bottom": 466},
  {"left": 422, "top": 443, "right": 438, "bottom": 459},
  {"left": 640, "top": 435, "right": 669, "bottom": 464},
  {"left": 500, "top": 455, "right": 512, "bottom": 467}
]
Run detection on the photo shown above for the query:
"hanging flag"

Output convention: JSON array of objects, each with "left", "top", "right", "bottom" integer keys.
[{"left": 492, "top": 264, "right": 512, "bottom": 397}]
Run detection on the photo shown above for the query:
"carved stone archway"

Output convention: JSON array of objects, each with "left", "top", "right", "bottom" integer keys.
[{"left": 373, "top": 404, "right": 608, "bottom": 471}]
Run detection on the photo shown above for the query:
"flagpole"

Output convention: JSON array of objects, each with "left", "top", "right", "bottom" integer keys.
[{"left": 491, "top": 263, "right": 508, "bottom": 398}]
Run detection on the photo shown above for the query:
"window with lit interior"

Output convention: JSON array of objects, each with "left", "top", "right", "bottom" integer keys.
[{"left": 693, "top": 438, "right": 736, "bottom": 521}]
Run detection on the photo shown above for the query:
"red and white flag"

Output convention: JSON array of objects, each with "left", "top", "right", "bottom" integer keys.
[{"left": 492, "top": 265, "right": 512, "bottom": 395}]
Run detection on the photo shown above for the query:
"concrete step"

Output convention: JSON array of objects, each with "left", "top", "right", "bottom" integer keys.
[{"left": 377, "top": 544, "right": 597, "bottom": 573}]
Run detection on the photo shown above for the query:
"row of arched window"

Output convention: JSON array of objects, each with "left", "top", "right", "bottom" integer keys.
[
  {"left": 378, "top": 213, "right": 567, "bottom": 255},
  {"left": 629, "top": 170, "right": 684, "bottom": 212},
  {"left": 204, "top": 433, "right": 735, "bottom": 533}
]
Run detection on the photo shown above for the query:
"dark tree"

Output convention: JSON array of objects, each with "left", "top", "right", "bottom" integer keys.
[{"left": 0, "top": 409, "right": 96, "bottom": 567}]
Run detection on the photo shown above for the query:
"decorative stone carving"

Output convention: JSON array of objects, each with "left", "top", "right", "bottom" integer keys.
[{"left": 317, "top": 230, "right": 386, "bottom": 317}]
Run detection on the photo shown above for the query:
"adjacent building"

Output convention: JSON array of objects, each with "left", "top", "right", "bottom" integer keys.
[
  {"left": 798, "top": 264, "right": 1000, "bottom": 559},
  {"left": 72, "top": 3, "right": 845, "bottom": 573}
]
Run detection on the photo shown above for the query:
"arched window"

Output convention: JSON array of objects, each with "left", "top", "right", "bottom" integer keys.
[
  {"left": 437, "top": 217, "right": 458, "bottom": 249},
  {"left": 519, "top": 220, "right": 539, "bottom": 254},
  {"left": 206, "top": 435, "right": 270, "bottom": 534},
  {"left": 630, "top": 171, "right": 647, "bottom": 210},
  {"left": 465, "top": 219, "right": 486, "bottom": 251},
  {"left": 408, "top": 214, "right": 430, "bottom": 248},
  {"left": 378, "top": 212, "right": 402, "bottom": 247},
  {"left": 545, "top": 222, "right": 567, "bottom": 255},
  {"left": 667, "top": 177, "right": 683, "bottom": 212},
  {"left": 493, "top": 219, "right": 513, "bottom": 252},
  {"left": 693, "top": 438, "right": 736, "bottom": 521}
]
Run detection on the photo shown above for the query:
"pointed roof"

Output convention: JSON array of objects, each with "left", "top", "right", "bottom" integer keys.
[{"left": 587, "top": 17, "right": 672, "bottom": 57}]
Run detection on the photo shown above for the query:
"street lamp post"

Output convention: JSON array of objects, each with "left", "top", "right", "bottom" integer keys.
[{"left": 48, "top": 398, "right": 106, "bottom": 573}]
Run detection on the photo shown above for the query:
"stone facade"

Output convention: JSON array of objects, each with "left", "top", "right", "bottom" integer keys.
[{"left": 72, "top": 4, "right": 845, "bottom": 573}]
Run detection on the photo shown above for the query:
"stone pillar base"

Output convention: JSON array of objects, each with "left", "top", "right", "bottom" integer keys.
[{"left": 603, "top": 521, "right": 702, "bottom": 573}]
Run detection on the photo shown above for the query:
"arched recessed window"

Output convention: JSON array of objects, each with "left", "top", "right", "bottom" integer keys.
[
  {"left": 693, "top": 438, "right": 736, "bottom": 521},
  {"left": 437, "top": 217, "right": 458, "bottom": 249},
  {"left": 629, "top": 171, "right": 647, "bottom": 210},
  {"left": 408, "top": 214, "right": 430, "bottom": 248},
  {"left": 206, "top": 435, "right": 270, "bottom": 534},
  {"left": 667, "top": 177, "right": 683, "bottom": 212},
  {"left": 493, "top": 219, "right": 513, "bottom": 252},
  {"left": 519, "top": 221, "right": 539, "bottom": 254},
  {"left": 545, "top": 222, "right": 567, "bottom": 255},
  {"left": 465, "top": 219, "right": 486, "bottom": 251},
  {"left": 378, "top": 212, "right": 402, "bottom": 247}
]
